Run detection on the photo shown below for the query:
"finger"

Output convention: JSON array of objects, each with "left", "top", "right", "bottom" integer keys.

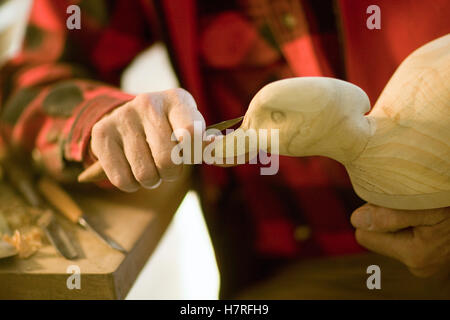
[
  {"left": 144, "top": 118, "right": 180, "bottom": 181},
  {"left": 165, "top": 88, "right": 205, "bottom": 140},
  {"left": 141, "top": 103, "right": 183, "bottom": 181},
  {"left": 116, "top": 112, "right": 161, "bottom": 189},
  {"left": 162, "top": 88, "right": 205, "bottom": 169},
  {"left": 355, "top": 228, "right": 414, "bottom": 262},
  {"left": 91, "top": 123, "right": 139, "bottom": 192},
  {"left": 351, "top": 204, "right": 449, "bottom": 232}
]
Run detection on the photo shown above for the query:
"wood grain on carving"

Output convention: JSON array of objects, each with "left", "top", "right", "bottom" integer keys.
[{"left": 350, "top": 34, "right": 450, "bottom": 209}]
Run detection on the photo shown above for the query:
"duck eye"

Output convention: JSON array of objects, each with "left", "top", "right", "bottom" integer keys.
[{"left": 271, "top": 111, "right": 285, "bottom": 123}]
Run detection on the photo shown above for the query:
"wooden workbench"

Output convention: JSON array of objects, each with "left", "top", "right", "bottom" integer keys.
[{"left": 0, "top": 172, "right": 190, "bottom": 299}]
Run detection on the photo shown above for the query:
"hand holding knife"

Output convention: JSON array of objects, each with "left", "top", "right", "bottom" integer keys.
[{"left": 77, "top": 116, "right": 244, "bottom": 183}]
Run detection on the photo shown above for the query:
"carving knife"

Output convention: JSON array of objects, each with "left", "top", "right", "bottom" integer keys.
[
  {"left": 1, "top": 158, "right": 79, "bottom": 260},
  {"left": 37, "top": 176, "right": 127, "bottom": 254},
  {"left": 77, "top": 116, "right": 244, "bottom": 183}
]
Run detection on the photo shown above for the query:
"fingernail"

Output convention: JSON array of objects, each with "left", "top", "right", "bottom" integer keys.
[
  {"left": 352, "top": 207, "right": 372, "bottom": 229},
  {"left": 143, "top": 178, "right": 162, "bottom": 190}
]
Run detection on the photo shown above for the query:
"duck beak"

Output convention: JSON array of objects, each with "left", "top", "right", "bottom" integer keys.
[{"left": 208, "top": 128, "right": 261, "bottom": 166}]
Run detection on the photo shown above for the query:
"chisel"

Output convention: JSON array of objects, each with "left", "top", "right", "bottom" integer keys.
[
  {"left": 37, "top": 176, "right": 127, "bottom": 254},
  {"left": 1, "top": 157, "right": 79, "bottom": 260}
]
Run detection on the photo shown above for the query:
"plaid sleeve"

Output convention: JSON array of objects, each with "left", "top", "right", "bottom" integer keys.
[{"left": 0, "top": 0, "right": 142, "bottom": 181}]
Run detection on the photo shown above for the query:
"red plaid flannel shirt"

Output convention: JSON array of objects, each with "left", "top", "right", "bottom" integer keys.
[{"left": 1, "top": 0, "right": 448, "bottom": 297}]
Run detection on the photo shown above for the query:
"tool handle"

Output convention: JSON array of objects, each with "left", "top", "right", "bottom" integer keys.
[
  {"left": 77, "top": 161, "right": 106, "bottom": 183},
  {"left": 37, "top": 176, "right": 83, "bottom": 224}
]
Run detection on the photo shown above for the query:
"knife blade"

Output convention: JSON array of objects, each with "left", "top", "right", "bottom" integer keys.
[
  {"left": 206, "top": 115, "right": 244, "bottom": 132},
  {"left": 37, "top": 176, "right": 127, "bottom": 254},
  {"left": 1, "top": 158, "right": 79, "bottom": 260},
  {"left": 77, "top": 116, "right": 244, "bottom": 183},
  {"left": 78, "top": 215, "right": 126, "bottom": 253}
]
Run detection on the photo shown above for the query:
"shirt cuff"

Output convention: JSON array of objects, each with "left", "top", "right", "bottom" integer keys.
[{"left": 64, "top": 90, "right": 134, "bottom": 163}]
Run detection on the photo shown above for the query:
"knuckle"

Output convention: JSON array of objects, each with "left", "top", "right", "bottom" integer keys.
[
  {"left": 137, "top": 94, "right": 165, "bottom": 120},
  {"left": 116, "top": 104, "right": 137, "bottom": 119},
  {"left": 169, "top": 87, "right": 189, "bottom": 97},
  {"left": 167, "top": 88, "right": 196, "bottom": 107},
  {"left": 91, "top": 123, "right": 112, "bottom": 156},
  {"left": 92, "top": 121, "right": 109, "bottom": 139}
]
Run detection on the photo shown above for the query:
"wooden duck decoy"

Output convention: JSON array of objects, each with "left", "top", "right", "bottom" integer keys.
[{"left": 212, "top": 34, "right": 450, "bottom": 210}]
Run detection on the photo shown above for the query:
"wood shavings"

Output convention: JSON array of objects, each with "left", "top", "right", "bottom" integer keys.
[
  {"left": 0, "top": 181, "right": 45, "bottom": 259},
  {"left": 3, "top": 228, "right": 42, "bottom": 258}
]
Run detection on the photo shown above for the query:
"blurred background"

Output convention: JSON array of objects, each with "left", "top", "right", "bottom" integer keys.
[
  {"left": 0, "top": 0, "right": 220, "bottom": 299},
  {"left": 0, "top": 0, "right": 32, "bottom": 67}
]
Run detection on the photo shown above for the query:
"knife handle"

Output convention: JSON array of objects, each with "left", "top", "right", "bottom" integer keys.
[
  {"left": 37, "top": 176, "right": 83, "bottom": 224},
  {"left": 78, "top": 161, "right": 106, "bottom": 183}
]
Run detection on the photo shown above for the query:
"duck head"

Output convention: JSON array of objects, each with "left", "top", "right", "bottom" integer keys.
[{"left": 212, "top": 77, "right": 373, "bottom": 164}]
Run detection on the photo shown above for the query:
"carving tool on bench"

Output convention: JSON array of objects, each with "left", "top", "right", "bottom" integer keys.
[
  {"left": 1, "top": 157, "right": 79, "bottom": 260},
  {"left": 77, "top": 116, "right": 244, "bottom": 183},
  {"left": 37, "top": 176, "right": 127, "bottom": 254}
]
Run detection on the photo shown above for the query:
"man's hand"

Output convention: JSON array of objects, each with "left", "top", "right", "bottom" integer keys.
[
  {"left": 351, "top": 204, "right": 450, "bottom": 277},
  {"left": 91, "top": 88, "right": 204, "bottom": 192}
]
